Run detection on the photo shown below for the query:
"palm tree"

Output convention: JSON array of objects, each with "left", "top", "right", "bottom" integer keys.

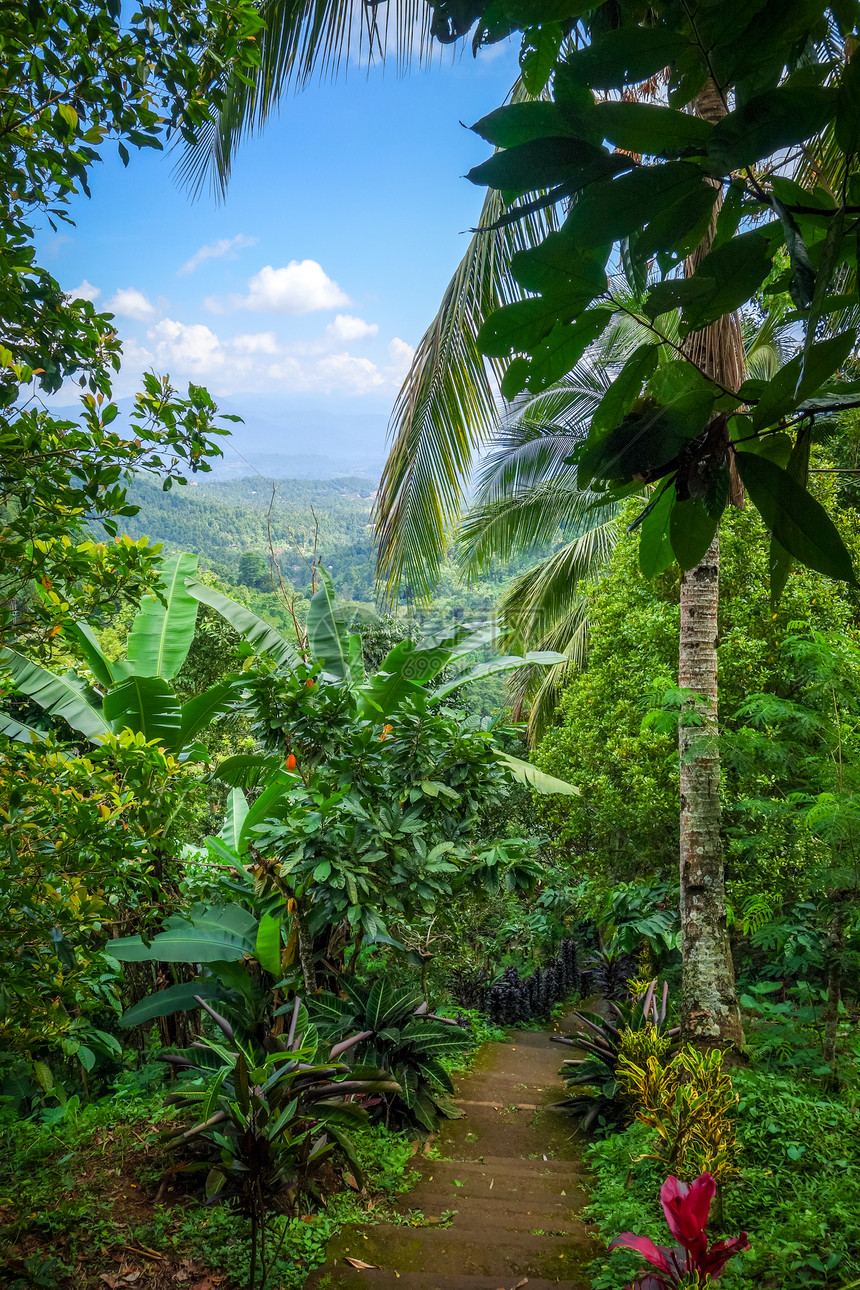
[{"left": 175, "top": 7, "right": 798, "bottom": 1050}]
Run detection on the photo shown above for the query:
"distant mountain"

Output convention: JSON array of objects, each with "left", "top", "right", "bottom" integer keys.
[{"left": 50, "top": 395, "right": 390, "bottom": 480}]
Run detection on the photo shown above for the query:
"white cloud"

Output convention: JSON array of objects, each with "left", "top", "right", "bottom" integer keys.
[
  {"left": 231, "top": 331, "right": 281, "bottom": 355},
  {"left": 324, "top": 314, "right": 379, "bottom": 343},
  {"left": 316, "top": 352, "right": 385, "bottom": 394},
  {"left": 106, "top": 287, "right": 156, "bottom": 321},
  {"left": 67, "top": 279, "right": 101, "bottom": 303},
  {"left": 231, "top": 260, "right": 351, "bottom": 315},
  {"left": 177, "top": 234, "right": 258, "bottom": 277},
  {"left": 387, "top": 337, "right": 415, "bottom": 373}
]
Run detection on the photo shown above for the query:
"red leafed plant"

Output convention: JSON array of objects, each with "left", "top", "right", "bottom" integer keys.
[{"left": 609, "top": 1172, "right": 749, "bottom": 1288}]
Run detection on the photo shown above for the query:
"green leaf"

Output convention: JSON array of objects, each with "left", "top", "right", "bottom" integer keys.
[
  {"left": 358, "top": 626, "right": 476, "bottom": 719},
  {"left": 347, "top": 633, "right": 365, "bottom": 687},
  {"left": 471, "top": 101, "right": 589, "bottom": 149},
  {"left": 596, "top": 101, "right": 713, "bottom": 156},
  {"left": 432, "top": 650, "right": 567, "bottom": 700},
  {"left": 751, "top": 330, "right": 855, "bottom": 430},
  {"left": 638, "top": 483, "right": 676, "bottom": 579},
  {"left": 255, "top": 913, "right": 282, "bottom": 975},
  {"left": 220, "top": 788, "right": 249, "bottom": 851},
  {"left": 179, "top": 675, "right": 239, "bottom": 747},
  {"left": 646, "top": 224, "right": 782, "bottom": 331},
  {"left": 239, "top": 774, "right": 294, "bottom": 853},
  {"left": 707, "top": 86, "right": 835, "bottom": 174},
  {"left": 496, "top": 751, "right": 580, "bottom": 795},
  {"left": 61, "top": 621, "right": 117, "bottom": 689},
  {"left": 0, "top": 713, "right": 44, "bottom": 743},
  {"left": 564, "top": 162, "right": 713, "bottom": 249},
  {"left": 119, "top": 980, "right": 227, "bottom": 1028},
  {"left": 1, "top": 650, "right": 110, "bottom": 742},
  {"left": 559, "top": 26, "right": 689, "bottom": 90},
  {"left": 669, "top": 497, "right": 721, "bottom": 571},
  {"left": 734, "top": 452, "right": 856, "bottom": 585},
  {"left": 466, "top": 136, "right": 607, "bottom": 194},
  {"left": 307, "top": 568, "right": 350, "bottom": 680},
  {"left": 769, "top": 426, "right": 811, "bottom": 607},
  {"left": 185, "top": 579, "right": 298, "bottom": 667},
  {"left": 836, "top": 52, "right": 860, "bottom": 154},
  {"left": 509, "top": 234, "right": 608, "bottom": 303},
  {"left": 520, "top": 22, "right": 563, "bottom": 96},
  {"left": 590, "top": 343, "right": 658, "bottom": 436},
  {"left": 111, "top": 905, "right": 258, "bottom": 963},
  {"left": 477, "top": 296, "right": 576, "bottom": 359},
  {"left": 103, "top": 676, "right": 182, "bottom": 748},
  {"left": 525, "top": 310, "right": 612, "bottom": 393},
  {"left": 126, "top": 553, "right": 200, "bottom": 680},
  {"left": 215, "top": 753, "right": 281, "bottom": 789}
]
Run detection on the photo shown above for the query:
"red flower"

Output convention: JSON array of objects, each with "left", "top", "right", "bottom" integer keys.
[
  {"left": 609, "top": 1172, "right": 749, "bottom": 1288},
  {"left": 286, "top": 753, "right": 297, "bottom": 770}
]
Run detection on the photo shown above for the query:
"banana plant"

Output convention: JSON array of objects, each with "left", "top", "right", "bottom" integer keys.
[
  {"left": 0, "top": 553, "right": 239, "bottom": 755},
  {"left": 187, "top": 567, "right": 578, "bottom": 795}
]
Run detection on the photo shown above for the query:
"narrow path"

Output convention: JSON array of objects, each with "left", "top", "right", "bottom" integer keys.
[{"left": 305, "top": 1011, "right": 593, "bottom": 1290}]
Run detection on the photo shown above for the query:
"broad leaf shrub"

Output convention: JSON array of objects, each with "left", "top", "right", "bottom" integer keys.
[
  {"left": 585, "top": 1069, "right": 860, "bottom": 1289},
  {"left": 610, "top": 1172, "right": 748, "bottom": 1287}
]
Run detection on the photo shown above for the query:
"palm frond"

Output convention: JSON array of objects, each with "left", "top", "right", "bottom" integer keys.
[
  {"left": 459, "top": 483, "right": 612, "bottom": 578},
  {"left": 505, "top": 601, "right": 590, "bottom": 741},
  {"left": 177, "top": 0, "right": 436, "bottom": 197},
  {"left": 373, "top": 184, "right": 560, "bottom": 604}
]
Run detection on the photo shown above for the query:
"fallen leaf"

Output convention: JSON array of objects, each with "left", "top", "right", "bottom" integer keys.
[
  {"left": 99, "top": 1277, "right": 119, "bottom": 1289},
  {"left": 124, "top": 1273, "right": 142, "bottom": 1284},
  {"left": 344, "top": 1258, "right": 382, "bottom": 1270},
  {"left": 514, "top": 1280, "right": 529, "bottom": 1288}
]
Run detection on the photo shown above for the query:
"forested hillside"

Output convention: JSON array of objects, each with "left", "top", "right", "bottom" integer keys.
[{"left": 121, "top": 472, "right": 530, "bottom": 618}]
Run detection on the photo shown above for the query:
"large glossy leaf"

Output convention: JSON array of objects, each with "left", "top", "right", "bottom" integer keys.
[
  {"left": 524, "top": 310, "right": 613, "bottom": 394},
  {"left": 769, "top": 427, "right": 811, "bottom": 607},
  {"left": 126, "top": 553, "right": 200, "bottom": 680},
  {"left": 179, "top": 675, "right": 240, "bottom": 746},
  {"left": 111, "top": 905, "right": 257, "bottom": 963},
  {"left": 751, "top": 330, "right": 855, "bottom": 431},
  {"left": 559, "top": 26, "right": 688, "bottom": 89},
  {"left": 638, "top": 483, "right": 676, "bottom": 579},
  {"left": 214, "top": 753, "right": 282, "bottom": 789},
  {"left": 255, "top": 912, "right": 282, "bottom": 975},
  {"left": 357, "top": 626, "right": 476, "bottom": 718},
  {"left": 707, "top": 85, "right": 835, "bottom": 175},
  {"left": 219, "top": 788, "right": 249, "bottom": 850},
  {"left": 185, "top": 579, "right": 299, "bottom": 668},
  {"left": 0, "top": 712, "right": 44, "bottom": 742},
  {"left": 239, "top": 773, "right": 295, "bottom": 853},
  {"left": 432, "top": 651, "right": 567, "bottom": 701},
  {"left": 596, "top": 101, "right": 713, "bottom": 156},
  {"left": 734, "top": 451, "right": 856, "bottom": 585},
  {"left": 119, "top": 980, "right": 227, "bottom": 1028},
  {"left": 496, "top": 751, "right": 580, "bottom": 795},
  {"left": 61, "top": 621, "right": 117, "bottom": 689},
  {"left": 564, "top": 162, "right": 710, "bottom": 249},
  {"left": 103, "top": 676, "right": 182, "bottom": 748},
  {"left": 645, "top": 224, "right": 782, "bottom": 331},
  {"left": 1, "top": 650, "right": 110, "bottom": 742},
  {"left": 306, "top": 568, "right": 350, "bottom": 680},
  {"left": 477, "top": 295, "right": 576, "bottom": 359},
  {"left": 467, "top": 136, "right": 607, "bottom": 194},
  {"left": 669, "top": 497, "right": 721, "bottom": 572}
]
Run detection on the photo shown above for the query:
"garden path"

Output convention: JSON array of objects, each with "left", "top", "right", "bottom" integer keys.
[{"left": 305, "top": 1011, "right": 594, "bottom": 1290}]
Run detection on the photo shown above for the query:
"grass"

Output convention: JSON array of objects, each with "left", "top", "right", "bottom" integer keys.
[{"left": 0, "top": 1082, "right": 418, "bottom": 1289}]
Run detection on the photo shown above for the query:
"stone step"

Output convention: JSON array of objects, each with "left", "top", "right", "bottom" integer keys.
[
  {"left": 412, "top": 1159, "right": 588, "bottom": 1181},
  {"left": 326, "top": 1223, "right": 594, "bottom": 1280},
  {"left": 305, "top": 1270, "right": 585, "bottom": 1290},
  {"left": 403, "top": 1166, "right": 588, "bottom": 1206},
  {"left": 397, "top": 1198, "right": 586, "bottom": 1231}
]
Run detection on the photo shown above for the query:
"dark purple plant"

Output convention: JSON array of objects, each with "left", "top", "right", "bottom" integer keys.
[{"left": 609, "top": 1172, "right": 749, "bottom": 1288}]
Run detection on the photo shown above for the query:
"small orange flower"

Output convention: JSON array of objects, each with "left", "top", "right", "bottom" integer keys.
[
  {"left": 383, "top": 724, "right": 393, "bottom": 733},
  {"left": 306, "top": 678, "right": 316, "bottom": 689},
  {"left": 286, "top": 753, "right": 297, "bottom": 770}
]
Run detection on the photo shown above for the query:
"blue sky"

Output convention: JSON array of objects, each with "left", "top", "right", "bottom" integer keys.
[{"left": 43, "top": 43, "right": 519, "bottom": 422}]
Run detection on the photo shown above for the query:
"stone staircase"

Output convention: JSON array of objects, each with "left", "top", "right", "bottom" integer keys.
[{"left": 304, "top": 1018, "right": 595, "bottom": 1290}]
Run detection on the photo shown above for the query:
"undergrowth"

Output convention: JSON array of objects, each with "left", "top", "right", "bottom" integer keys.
[{"left": 585, "top": 1068, "right": 860, "bottom": 1290}]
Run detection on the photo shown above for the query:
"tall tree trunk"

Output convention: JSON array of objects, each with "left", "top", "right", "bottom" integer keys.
[{"left": 678, "top": 79, "right": 744, "bottom": 1050}]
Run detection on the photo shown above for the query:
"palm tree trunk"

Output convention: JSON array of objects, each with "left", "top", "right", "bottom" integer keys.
[{"left": 678, "top": 80, "right": 744, "bottom": 1050}]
